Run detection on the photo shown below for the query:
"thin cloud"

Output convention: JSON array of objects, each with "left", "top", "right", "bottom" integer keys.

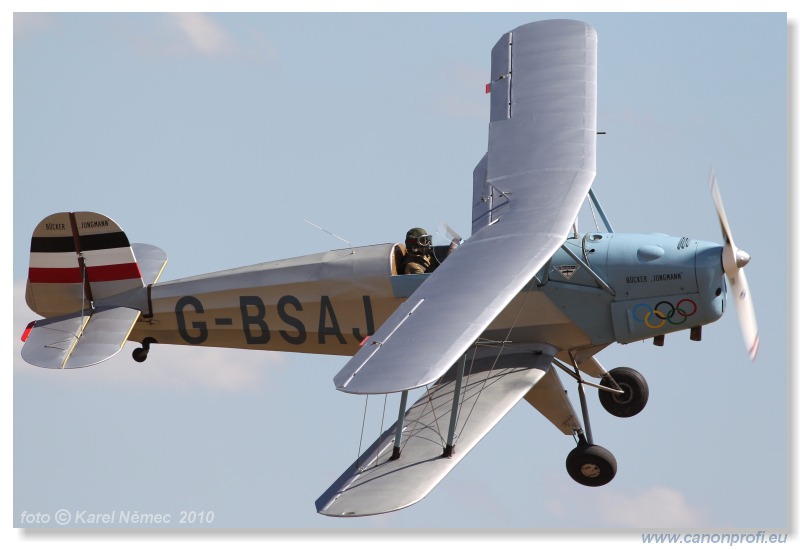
[
  {"left": 597, "top": 485, "right": 709, "bottom": 528},
  {"left": 546, "top": 480, "right": 708, "bottom": 528},
  {"left": 125, "top": 13, "right": 279, "bottom": 63},
  {"left": 14, "top": 13, "right": 58, "bottom": 42},
  {"left": 169, "top": 13, "right": 238, "bottom": 57}
]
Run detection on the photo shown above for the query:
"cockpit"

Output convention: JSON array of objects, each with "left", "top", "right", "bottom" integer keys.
[{"left": 390, "top": 243, "right": 455, "bottom": 276}]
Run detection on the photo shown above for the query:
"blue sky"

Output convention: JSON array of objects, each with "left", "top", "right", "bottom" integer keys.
[{"left": 6, "top": 4, "right": 794, "bottom": 545}]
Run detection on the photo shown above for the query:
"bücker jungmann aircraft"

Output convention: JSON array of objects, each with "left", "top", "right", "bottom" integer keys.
[{"left": 21, "top": 20, "right": 758, "bottom": 517}]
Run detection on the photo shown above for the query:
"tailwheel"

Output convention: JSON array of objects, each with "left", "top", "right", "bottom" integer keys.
[
  {"left": 599, "top": 366, "right": 648, "bottom": 418},
  {"left": 132, "top": 338, "right": 156, "bottom": 363},
  {"left": 566, "top": 443, "right": 617, "bottom": 487}
]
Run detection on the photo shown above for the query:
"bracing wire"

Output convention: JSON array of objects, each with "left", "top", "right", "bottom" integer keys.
[
  {"left": 379, "top": 394, "right": 388, "bottom": 440},
  {"left": 452, "top": 349, "right": 478, "bottom": 441},
  {"left": 455, "top": 275, "right": 540, "bottom": 442},
  {"left": 356, "top": 395, "right": 369, "bottom": 468}
]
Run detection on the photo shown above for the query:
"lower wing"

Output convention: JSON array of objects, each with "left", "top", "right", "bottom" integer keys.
[{"left": 316, "top": 344, "right": 556, "bottom": 517}]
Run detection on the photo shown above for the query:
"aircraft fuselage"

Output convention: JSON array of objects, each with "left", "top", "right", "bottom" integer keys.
[{"left": 121, "top": 232, "right": 727, "bottom": 366}]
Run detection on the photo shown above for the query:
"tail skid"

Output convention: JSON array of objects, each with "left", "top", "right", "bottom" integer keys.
[{"left": 22, "top": 211, "right": 168, "bottom": 369}]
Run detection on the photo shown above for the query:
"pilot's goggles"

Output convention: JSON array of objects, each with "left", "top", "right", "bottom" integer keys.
[{"left": 407, "top": 234, "right": 432, "bottom": 247}]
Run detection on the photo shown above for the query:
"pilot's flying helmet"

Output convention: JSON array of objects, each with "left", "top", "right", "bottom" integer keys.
[{"left": 405, "top": 227, "right": 432, "bottom": 251}]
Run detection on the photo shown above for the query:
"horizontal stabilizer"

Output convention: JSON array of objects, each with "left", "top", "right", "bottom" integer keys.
[
  {"left": 131, "top": 243, "right": 168, "bottom": 285},
  {"left": 22, "top": 306, "right": 140, "bottom": 369},
  {"left": 317, "top": 346, "right": 554, "bottom": 517}
]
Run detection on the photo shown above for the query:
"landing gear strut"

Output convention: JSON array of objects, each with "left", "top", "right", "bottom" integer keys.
[
  {"left": 132, "top": 338, "right": 157, "bottom": 363},
  {"left": 558, "top": 353, "right": 618, "bottom": 487}
]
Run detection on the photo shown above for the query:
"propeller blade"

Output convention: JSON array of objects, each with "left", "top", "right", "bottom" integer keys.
[
  {"left": 728, "top": 268, "right": 759, "bottom": 361},
  {"left": 709, "top": 169, "right": 734, "bottom": 248},
  {"left": 709, "top": 170, "right": 759, "bottom": 361}
]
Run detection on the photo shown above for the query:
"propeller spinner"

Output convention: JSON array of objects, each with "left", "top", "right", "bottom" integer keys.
[{"left": 709, "top": 170, "right": 759, "bottom": 361}]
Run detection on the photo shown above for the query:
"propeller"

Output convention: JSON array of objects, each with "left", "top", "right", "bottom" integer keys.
[{"left": 709, "top": 170, "right": 759, "bottom": 361}]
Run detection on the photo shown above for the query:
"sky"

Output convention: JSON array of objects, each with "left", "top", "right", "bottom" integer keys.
[{"left": 5, "top": 3, "right": 795, "bottom": 547}]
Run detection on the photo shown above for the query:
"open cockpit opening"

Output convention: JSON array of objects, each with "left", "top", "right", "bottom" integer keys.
[{"left": 390, "top": 243, "right": 456, "bottom": 276}]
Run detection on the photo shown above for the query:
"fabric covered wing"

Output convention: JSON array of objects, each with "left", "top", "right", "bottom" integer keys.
[
  {"left": 317, "top": 346, "right": 555, "bottom": 517},
  {"left": 335, "top": 20, "right": 597, "bottom": 394}
]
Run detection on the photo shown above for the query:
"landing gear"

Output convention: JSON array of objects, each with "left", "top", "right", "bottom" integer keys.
[
  {"left": 554, "top": 354, "right": 620, "bottom": 488},
  {"left": 132, "top": 338, "right": 157, "bottom": 363},
  {"left": 566, "top": 438, "right": 617, "bottom": 487},
  {"left": 599, "top": 366, "right": 648, "bottom": 418}
]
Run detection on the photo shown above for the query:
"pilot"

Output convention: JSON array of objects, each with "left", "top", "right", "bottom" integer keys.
[{"left": 402, "top": 227, "right": 434, "bottom": 274}]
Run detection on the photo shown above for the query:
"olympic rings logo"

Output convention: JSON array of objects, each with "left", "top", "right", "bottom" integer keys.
[{"left": 632, "top": 299, "right": 697, "bottom": 329}]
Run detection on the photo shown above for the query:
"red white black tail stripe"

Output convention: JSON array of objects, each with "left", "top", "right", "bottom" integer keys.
[
  {"left": 29, "top": 215, "right": 141, "bottom": 285},
  {"left": 26, "top": 212, "right": 143, "bottom": 317}
]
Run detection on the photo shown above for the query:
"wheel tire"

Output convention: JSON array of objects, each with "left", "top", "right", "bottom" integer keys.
[
  {"left": 132, "top": 347, "right": 148, "bottom": 363},
  {"left": 599, "top": 366, "right": 649, "bottom": 418},
  {"left": 566, "top": 444, "right": 617, "bottom": 487}
]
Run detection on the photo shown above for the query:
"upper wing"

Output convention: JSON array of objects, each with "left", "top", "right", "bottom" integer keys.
[
  {"left": 334, "top": 20, "right": 598, "bottom": 394},
  {"left": 317, "top": 345, "right": 555, "bottom": 517}
]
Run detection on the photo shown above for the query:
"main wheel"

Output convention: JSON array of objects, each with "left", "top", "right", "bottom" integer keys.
[
  {"left": 566, "top": 444, "right": 617, "bottom": 487},
  {"left": 599, "top": 366, "right": 648, "bottom": 418}
]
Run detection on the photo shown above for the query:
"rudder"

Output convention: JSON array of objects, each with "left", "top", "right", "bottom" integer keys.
[{"left": 26, "top": 212, "right": 144, "bottom": 318}]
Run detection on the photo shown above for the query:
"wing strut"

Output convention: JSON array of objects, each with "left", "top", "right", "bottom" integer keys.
[
  {"left": 316, "top": 344, "right": 557, "bottom": 517},
  {"left": 442, "top": 354, "right": 467, "bottom": 457},
  {"left": 587, "top": 188, "right": 615, "bottom": 233},
  {"left": 390, "top": 390, "right": 409, "bottom": 460},
  {"left": 560, "top": 243, "right": 615, "bottom": 296}
]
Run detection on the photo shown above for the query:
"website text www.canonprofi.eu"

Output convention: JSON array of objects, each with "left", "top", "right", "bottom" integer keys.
[{"left": 642, "top": 531, "right": 788, "bottom": 545}]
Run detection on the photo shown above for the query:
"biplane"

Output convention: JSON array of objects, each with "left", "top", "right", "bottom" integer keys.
[{"left": 20, "top": 19, "right": 758, "bottom": 517}]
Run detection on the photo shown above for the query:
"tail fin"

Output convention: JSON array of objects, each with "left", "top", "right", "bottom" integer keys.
[
  {"left": 22, "top": 211, "right": 168, "bottom": 369},
  {"left": 26, "top": 212, "right": 145, "bottom": 317}
]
